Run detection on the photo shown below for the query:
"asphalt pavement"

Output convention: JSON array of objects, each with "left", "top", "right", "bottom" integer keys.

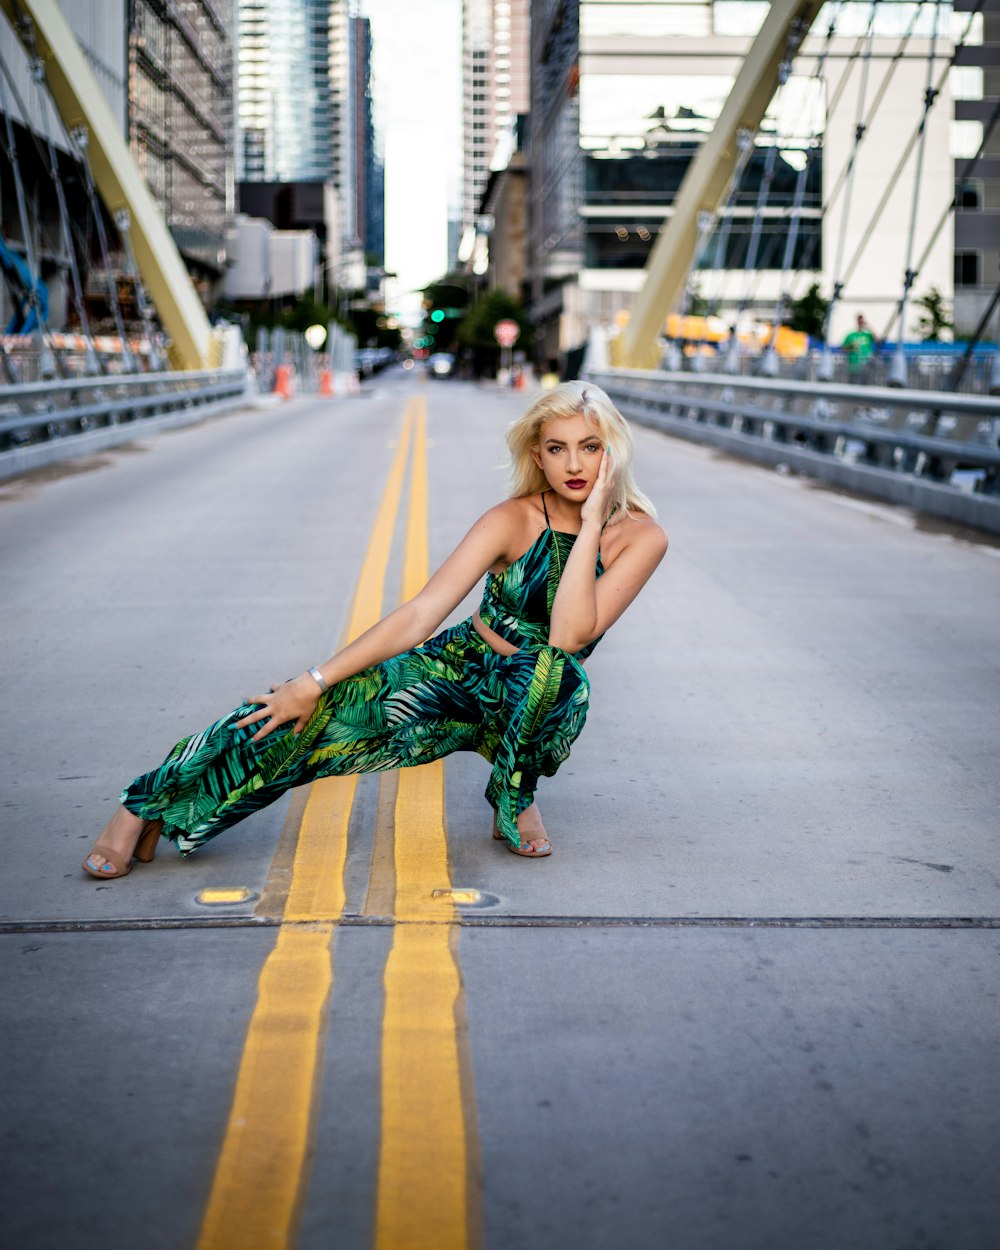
[{"left": 1, "top": 368, "right": 998, "bottom": 1250}]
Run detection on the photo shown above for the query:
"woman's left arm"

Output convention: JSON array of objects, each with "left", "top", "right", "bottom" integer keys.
[{"left": 549, "top": 460, "right": 668, "bottom": 653}]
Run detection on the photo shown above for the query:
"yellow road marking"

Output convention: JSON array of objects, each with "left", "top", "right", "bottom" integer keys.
[
  {"left": 348, "top": 408, "right": 415, "bottom": 640},
  {"left": 400, "top": 395, "right": 427, "bottom": 605},
  {"left": 198, "top": 400, "right": 418, "bottom": 1250},
  {"left": 375, "top": 398, "right": 476, "bottom": 1250},
  {"left": 196, "top": 926, "right": 333, "bottom": 1250}
]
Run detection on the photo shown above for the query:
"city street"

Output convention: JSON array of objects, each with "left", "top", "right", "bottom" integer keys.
[{"left": 2, "top": 369, "right": 999, "bottom": 1250}]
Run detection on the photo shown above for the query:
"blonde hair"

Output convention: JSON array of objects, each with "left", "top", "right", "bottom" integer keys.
[{"left": 506, "top": 380, "right": 657, "bottom": 525}]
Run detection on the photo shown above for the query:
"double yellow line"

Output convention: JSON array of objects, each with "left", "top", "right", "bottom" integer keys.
[{"left": 198, "top": 396, "right": 476, "bottom": 1250}]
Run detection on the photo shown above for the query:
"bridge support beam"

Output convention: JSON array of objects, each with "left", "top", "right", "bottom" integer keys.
[
  {"left": 0, "top": 0, "right": 216, "bottom": 370},
  {"left": 617, "top": 0, "right": 824, "bottom": 370}
]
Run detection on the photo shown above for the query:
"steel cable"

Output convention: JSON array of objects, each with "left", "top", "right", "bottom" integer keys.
[
  {"left": 835, "top": 1, "right": 985, "bottom": 308},
  {"left": 883, "top": 0, "right": 944, "bottom": 383}
]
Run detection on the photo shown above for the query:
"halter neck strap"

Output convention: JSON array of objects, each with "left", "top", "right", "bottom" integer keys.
[{"left": 541, "top": 491, "right": 551, "bottom": 529}]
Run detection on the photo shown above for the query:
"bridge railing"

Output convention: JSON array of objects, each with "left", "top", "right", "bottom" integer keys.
[
  {"left": 0, "top": 367, "right": 251, "bottom": 455},
  {"left": 585, "top": 367, "right": 1000, "bottom": 533}
]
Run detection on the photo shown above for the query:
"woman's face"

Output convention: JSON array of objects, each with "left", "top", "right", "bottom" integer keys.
[{"left": 532, "top": 412, "right": 605, "bottom": 505}]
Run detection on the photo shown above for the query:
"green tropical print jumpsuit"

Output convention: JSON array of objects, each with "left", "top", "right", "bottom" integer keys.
[{"left": 121, "top": 502, "right": 604, "bottom": 850}]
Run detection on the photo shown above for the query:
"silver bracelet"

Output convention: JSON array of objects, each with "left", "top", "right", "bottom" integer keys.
[{"left": 307, "top": 666, "right": 330, "bottom": 693}]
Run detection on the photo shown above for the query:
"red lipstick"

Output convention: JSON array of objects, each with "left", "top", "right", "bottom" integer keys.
[{"left": 565, "top": 478, "right": 586, "bottom": 489}]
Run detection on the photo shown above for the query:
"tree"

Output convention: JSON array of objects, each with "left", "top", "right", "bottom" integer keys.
[
  {"left": 216, "top": 287, "right": 347, "bottom": 351},
  {"left": 457, "top": 288, "right": 531, "bottom": 376},
  {"left": 787, "top": 282, "right": 829, "bottom": 339},
  {"left": 915, "top": 286, "right": 953, "bottom": 342},
  {"left": 418, "top": 274, "right": 476, "bottom": 355},
  {"left": 686, "top": 281, "right": 708, "bottom": 318}
]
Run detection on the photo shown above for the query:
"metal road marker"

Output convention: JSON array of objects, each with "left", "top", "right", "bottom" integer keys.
[
  {"left": 195, "top": 887, "right": 257, "bottom": 906},
  {"left": 433, "top": 888, "right": 483, "bottom": 905},
  {"left": 197, "top": 401, "right": 417, "bottom": 1250}
]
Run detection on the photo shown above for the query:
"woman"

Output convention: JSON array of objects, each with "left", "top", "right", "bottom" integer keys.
[{"left": 83, "top": 381, "right": 668, "bottom": 874}]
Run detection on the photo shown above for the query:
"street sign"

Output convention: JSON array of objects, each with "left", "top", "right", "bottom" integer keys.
[{"left": 494, "top": 319, "right": 520, "bottom": 347}]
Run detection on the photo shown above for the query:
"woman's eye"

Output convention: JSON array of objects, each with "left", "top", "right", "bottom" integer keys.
[{"left": 586, "top": 444, "right": 601, "bottom": 453}]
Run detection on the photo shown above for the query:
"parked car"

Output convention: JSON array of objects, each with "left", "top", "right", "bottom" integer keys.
[
  {"left": 354, "top": 347, "right": 397, "bottom": 378},
  {"left": 427, "top": 352, "right": 455, "bottom": 379}
]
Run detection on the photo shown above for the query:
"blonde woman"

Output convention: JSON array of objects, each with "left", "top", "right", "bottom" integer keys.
[{"left": 84, "top": 381, "right": 668, "bottom": 874}]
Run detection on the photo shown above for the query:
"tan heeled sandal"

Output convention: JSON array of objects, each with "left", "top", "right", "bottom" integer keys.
[
  {"left": 492, "top": 827, "right": 552, "bottom": 857},
  {"left": 82, "top": 818, "right": 162, "bottom": 879}
]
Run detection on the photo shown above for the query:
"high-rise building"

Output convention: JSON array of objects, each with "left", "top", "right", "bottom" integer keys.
[
  {"left": 528, "top": 0, "right": 958, "bottom": 362},
  {"left": 130, "top": 0, "right": 235, "bottom": 276},
  {"left": 237, "top": 0, "right": 334, "bottom": 183},
  {"left": 460, "top": 0, "right": 530, "bottom": 263},
  {"left": 0, "top": 0, "right": 234, "bottom": 336},
  {"left": 237, "top": 1, "right": 374, "bottom": 292},
  {"left": 951, "top": 0, "right": 1000, "bottom": 341},
  {"left": 351, "top": 15, "right": 384, "bottom": 267}
]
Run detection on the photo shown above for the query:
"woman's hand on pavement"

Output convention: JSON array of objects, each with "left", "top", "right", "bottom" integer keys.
[{"left": 235, "top": 673, "right": 322, "bottom": 741}]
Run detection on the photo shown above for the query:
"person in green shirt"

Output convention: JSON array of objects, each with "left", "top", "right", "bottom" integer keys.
[{"left": 842, "top": 314, "right": 875, "bottom": 377}]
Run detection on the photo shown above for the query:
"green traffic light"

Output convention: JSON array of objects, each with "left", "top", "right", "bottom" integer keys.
[{"left": 431, "top": 310, "right": 445, "bottom": 322}]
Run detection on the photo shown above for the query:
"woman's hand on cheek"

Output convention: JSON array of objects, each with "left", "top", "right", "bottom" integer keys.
[{"left": 581, "top": 452, "right": 612, "bottom": 526}]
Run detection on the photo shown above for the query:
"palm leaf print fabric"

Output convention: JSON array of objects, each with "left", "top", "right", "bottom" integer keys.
[{"left": 121, "top": 528, "right": 601, "bottom": 851}]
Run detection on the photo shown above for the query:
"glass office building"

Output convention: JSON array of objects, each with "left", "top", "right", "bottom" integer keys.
[
  {"left": 238, "top": 0, "right": 336, "bottom": 183},
  {"left": 528, "top": 0, "right": 958, "bottom": 355}
]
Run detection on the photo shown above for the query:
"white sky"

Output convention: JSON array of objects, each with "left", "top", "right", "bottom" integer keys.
[{"left": 362, "top": 0, "right": 462, "bottom": 316}]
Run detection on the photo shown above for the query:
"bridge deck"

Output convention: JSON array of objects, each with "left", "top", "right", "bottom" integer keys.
[{"left": 1, "top": 371, "right": 998, "bottom": 1250}]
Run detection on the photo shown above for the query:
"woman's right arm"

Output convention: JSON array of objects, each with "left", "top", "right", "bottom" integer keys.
[{"left": 236, "top": 503, "right": 517, "bottom": 740}]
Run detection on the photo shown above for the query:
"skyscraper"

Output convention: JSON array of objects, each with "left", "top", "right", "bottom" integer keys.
[
  {"left": 460, "top": 0, "right": 530, "bottom": 263},
  {"left": 130, "top": 0, "right": 235, "bottom": 276},
  {"left": 237, "top": 0, "right": 335, "bottom": 183},
  {"left": 351, "top": 15, "right": 385, "bottom": 266}
]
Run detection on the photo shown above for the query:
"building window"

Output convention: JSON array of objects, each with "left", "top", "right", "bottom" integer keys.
[
  {"left": 956, "top": 181, "right": 981, "bottom": 210},
  {"left": 949, "top": 66, "right": 984, "bottom": 101},
  {"left": 955, "top": 252, "right": 981, "bottom": 287},
  {"left": 951, "top": 121, "right": 983, "bottom": 160}
]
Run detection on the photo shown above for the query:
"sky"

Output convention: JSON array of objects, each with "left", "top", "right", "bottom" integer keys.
[{"left": 362, "top": 0, "right": 462, "bottom": 316}]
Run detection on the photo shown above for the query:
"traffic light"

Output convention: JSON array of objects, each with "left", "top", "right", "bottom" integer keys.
[{"left": 431, "top": 310, "right": 445, "bottom": 323}]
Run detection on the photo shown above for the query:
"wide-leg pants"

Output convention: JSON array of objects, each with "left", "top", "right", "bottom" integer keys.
[{"left": 121, "top": 618, "right": 591, "bottom": 852}]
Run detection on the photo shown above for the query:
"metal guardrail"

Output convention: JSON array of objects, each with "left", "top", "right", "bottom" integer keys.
[
  {"left": 586, "top": 368, "right": 1000, "bottom": 496},
  {"left": 0, "top": 367, "right": 251, "bottom": 453}
]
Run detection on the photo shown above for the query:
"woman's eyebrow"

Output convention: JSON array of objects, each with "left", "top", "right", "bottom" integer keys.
[{"left": 543, "top": 436, "right": 602, "bottom": 446}]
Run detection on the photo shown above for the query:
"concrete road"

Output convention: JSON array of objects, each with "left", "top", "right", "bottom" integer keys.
[{"left": 1, "top": 369, "right": 998, "bottom": 1250}]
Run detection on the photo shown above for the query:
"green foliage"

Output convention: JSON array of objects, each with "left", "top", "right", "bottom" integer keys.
[
  {"left": 423, "top": 274, "right": 475, "bottom": 311},
  {"left": 279, "top": 290, "right": 338, "bottom": 335},
  {"left": 686, "top": 282, "right": 708, "bottom": 318},
  {"left": 349, "top": 304, "right": 402, "bottom": 350},
  {"left": 788, "top": 282, "right": 829, "bottom": 338},
  {"left": 419, "top": 274, "right": 476, "bottom": 352},
  {"left": 216, "top": 289, "right": 401, "bottom": 352},
  {"left": 915, "top": 286, "right": 953, "bottom": 342},
  {"left": 457, "top": 288, "right": 531, "bottom": 354},
  {"left": 221, "top": 289, "right": 346, "bottom": 351}
]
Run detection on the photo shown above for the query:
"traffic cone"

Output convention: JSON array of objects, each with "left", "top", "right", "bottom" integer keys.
[
  {"left": 273, "top": 364, "right": 293, "bottom": 399},
  {"left": 319, "top": 369, "right": 335, "bottom": 396}
]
